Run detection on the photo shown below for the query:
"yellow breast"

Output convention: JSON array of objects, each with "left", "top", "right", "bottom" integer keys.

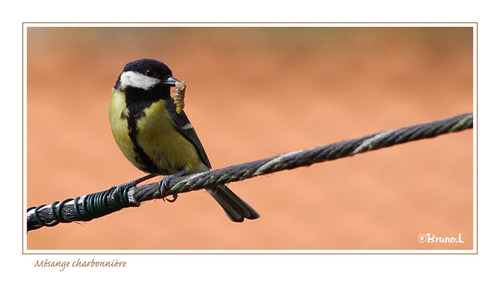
[{"left": 109, "top": 89, "right": 202, "bottom": 175}]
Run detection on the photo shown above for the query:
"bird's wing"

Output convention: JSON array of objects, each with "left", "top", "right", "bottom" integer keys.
[{"left": 165, "top": 98, "right": 212, "bottom": 169}]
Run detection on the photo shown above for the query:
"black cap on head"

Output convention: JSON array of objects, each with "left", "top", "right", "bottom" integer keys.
[{"left": 122, "top": 59, "right": 173, "bottom": 80}]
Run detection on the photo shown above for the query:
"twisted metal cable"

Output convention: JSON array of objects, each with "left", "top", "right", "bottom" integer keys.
[{"left": 26, "top": 113, "right": 473, "bottom": 231}]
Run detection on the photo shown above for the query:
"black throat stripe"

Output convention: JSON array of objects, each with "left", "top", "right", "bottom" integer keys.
[{"left": 124, "top": 87, "right": 168, "bottom": 174}]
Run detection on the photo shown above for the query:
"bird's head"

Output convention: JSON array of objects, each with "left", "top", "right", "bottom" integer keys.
[{"left": 116, "top": 59, "right": 179, "bottom": 91}]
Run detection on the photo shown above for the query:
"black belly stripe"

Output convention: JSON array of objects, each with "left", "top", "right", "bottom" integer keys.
[
  {"left": 123, "top": 86, "right": 168, "bottom": 174},
  {"left": 126, "top": 114, "right": 160, "bottom": 174}
]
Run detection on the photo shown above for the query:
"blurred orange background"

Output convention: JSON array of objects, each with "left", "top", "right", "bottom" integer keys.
[{"left": 26, "top": 26, "right": 473, "bottom": 250}]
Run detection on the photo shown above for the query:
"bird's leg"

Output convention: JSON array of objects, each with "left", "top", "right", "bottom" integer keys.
[
  {"left": 159, "top": 169, "right": 188, "bottom": 202},
  {"left": 110, "top": 174, "right": 157, "bottom": 205}
]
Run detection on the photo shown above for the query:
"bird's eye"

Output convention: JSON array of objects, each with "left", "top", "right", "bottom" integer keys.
[{"left": 145, "top": 69, "right": 155, "bottom": 77}]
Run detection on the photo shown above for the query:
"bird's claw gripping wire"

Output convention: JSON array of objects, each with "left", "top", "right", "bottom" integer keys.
[
  {"left": 110, "top": 174, "right": 157, "bottom": 206},
  {"left": 159, "top": 170, "right": 187, "bottom": 202},
  {"left": 164, "top": 193, "right": 178, "bottom": 203}
]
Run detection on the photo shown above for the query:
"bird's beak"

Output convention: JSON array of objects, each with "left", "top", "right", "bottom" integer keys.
[{"left": 163, "top": 76, "right": 180, "bottom": 87}]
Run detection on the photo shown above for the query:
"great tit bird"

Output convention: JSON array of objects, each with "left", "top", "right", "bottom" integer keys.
[{"left": 109, "top": 59, "right": 259, "bottom": 222}]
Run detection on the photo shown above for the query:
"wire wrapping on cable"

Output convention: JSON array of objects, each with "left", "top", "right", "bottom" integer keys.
[
  {"left": 26, "top": 113, "right": 473, "bottom": 231},
  {"left": 27, "top": 186, "right": 135, "bottom": 230}
]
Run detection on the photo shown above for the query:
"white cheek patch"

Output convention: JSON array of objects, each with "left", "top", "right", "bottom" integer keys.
[{"left": 120, "top": 71, "right": 161, "bottom": 90}]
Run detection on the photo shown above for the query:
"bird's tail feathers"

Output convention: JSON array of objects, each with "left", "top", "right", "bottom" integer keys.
[{"left": 206, "top": 185, "right": 259, "bottom": 222}]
